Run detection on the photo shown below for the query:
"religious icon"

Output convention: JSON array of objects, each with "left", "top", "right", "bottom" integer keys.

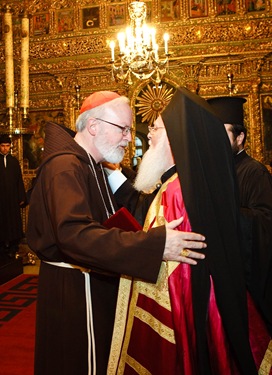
[
  {"left": 262, "top": 95, "right": 272, "bottom": 164},
  {"left": 57, "top": 9, "right": 74, "bottom": 33},
  {"left": 246, "top": 0, "right": 265, "bottom": 11},
  {"left": 190, "top": 0, "right": 208, "bottom": 17},
  {"left": 216, "top": 0, "right": 236, "bottom": 15},
  {"left": 23, "top": 111, "right": 64, "bottom": 169},
  {"left": 108, "top": 3, "right": 126, "bottom": 27},
  {"left": 161, "top": 0, "right": 180, "bottom": 21},
  {"left": 33, "top": 13, "right": 50, "bottom": 36},
  {"left": 145, "top": 1, "right": 153, "bottom": 22},
  {"left": 82, "top": 7, "right": 100, "bottom": 29}
]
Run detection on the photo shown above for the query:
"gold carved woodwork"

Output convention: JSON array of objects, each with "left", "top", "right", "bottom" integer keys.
[
  {"left": 0, "top": 0, "right": 272, "bottom": 176},
  {"left": 135, "top": 83, "right": 176, "bottom": 125}
]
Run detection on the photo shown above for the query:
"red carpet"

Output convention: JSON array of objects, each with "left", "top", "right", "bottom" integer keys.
[{"left": 0, "top": 274, "right": 38, "bottom": 375}]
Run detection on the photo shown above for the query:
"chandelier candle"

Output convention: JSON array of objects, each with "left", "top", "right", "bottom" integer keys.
[{"left": 109, "top": 0, "right": 170, "bottom": 85}]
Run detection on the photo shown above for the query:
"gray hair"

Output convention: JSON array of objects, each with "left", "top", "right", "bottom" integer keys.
[{"left": 76, "top": 96, "right": 130, "bottom": 132}]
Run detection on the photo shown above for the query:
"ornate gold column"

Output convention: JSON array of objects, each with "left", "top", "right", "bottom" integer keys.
[{"left": 249, "top": 78, "right": 263, "bottom": 163}]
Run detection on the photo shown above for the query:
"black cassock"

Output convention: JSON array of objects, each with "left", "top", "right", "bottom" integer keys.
[
  {"left": 0, "top": 153, "right": 26, "bottom": 245},
  {"left": 236, "top": 150, "right": 272, "bottom": 334}
]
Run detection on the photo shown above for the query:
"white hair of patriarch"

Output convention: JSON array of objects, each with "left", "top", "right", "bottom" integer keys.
[{"left": 75, "top": 97, "right": 130, "bottom": 132}]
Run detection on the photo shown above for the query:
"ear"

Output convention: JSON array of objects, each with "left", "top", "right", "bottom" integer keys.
[
  {"left": 87, "top": 118, "right": 97, "bottom": 136},
  {"left": 237, "top": 132, "right": 245, "bottom": 147}
]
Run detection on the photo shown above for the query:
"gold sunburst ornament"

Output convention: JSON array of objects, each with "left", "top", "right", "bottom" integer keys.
[{"left": 135, "top": 83, "right": 175, "bottom": 125}]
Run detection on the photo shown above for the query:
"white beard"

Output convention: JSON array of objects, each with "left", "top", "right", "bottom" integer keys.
[
  {"left": 95, "top": 137, "right": 127, "bottom": 164},
  {"left": 134, "top": 134, "right": 172, "bottom": 192}
]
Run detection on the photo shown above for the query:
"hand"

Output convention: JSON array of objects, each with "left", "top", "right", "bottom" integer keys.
[
  {"left": 102, "top": 162, "right": 120, "bottom": 170},
  {"left": 19, "top": 200, "right": 27, "bottom": 208},
  {"left": 163, "top": 217, "right": 206, "bottom": 265}
]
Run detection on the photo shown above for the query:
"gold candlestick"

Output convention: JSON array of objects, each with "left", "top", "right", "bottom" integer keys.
[
  {"left": 75, "top": 84, "right": 81, "bottom": 111},
  {"left": 20, "top": 10, "right": 30, "bottom": 118},
  {"left": 4, "top": 5, "right": 15, "bottom": 110}
]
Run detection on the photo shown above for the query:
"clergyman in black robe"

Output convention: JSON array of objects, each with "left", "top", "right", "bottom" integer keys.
[
  {"left": 0, "top": 134, "right": 27, "bottom": 258},
  {"left": 208, "top": 96, "right": 272, "bottom": 335}
]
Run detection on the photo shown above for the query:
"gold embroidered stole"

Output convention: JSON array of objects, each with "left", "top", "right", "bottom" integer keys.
[{"left": 108, "top": 174, "right": 180, "bottom": 375}]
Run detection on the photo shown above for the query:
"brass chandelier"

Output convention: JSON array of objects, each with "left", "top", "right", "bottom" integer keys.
[{"left": 109, "top": 0, "right": 170, "bottom": 85}]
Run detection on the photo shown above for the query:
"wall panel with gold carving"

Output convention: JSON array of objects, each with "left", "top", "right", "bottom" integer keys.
[{"left": 0, "top": 0, "right": 271, "bottom": 176}]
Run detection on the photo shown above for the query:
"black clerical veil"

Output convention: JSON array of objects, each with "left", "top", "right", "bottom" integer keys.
[{"left": 161, "top": 87, "right": 257, "bottom": 375}]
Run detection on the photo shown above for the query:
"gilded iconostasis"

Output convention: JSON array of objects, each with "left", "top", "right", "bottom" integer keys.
[{"left": 0, "top": 0, "right": 272, "bottom": 196}]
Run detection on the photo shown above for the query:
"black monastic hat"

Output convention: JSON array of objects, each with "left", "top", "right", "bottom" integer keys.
[
  {"left": 0, "top": 134, "right": 11, "bottom": 144},
  {"left": 207, "top": 96, "right": 246, "bottom": 125}
]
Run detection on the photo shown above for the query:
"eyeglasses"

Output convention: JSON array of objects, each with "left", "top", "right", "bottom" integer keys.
[
  {"left": 94, "top": 118, "right": 131, "bottom": 136},
  {"left": 148, "top": 126, "right": 165, "bottom": 134}
]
